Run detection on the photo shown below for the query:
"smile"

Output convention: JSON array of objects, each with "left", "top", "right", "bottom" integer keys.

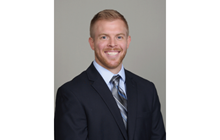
[{"left": 105, "top": 51, "right": 120, "bottom": 56}]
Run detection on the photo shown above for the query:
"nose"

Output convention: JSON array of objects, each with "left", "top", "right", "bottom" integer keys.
[{"left": 108, "top": 38, "right": 117, "bottom": 47}]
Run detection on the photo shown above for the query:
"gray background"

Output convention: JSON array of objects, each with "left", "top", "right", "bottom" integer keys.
[{"left": 55, "top": 0, "right": 166, "bottom": 126}]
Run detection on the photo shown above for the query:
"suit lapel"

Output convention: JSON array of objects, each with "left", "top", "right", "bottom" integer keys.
[
  {"left": 126, "top": 70, "right": 138, "bottom": 140},
  {"left": 86, "top": 63, "right": 128, "bottom": 140}
]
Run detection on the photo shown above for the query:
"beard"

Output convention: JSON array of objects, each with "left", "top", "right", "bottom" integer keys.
[{"left": 94, "top": 48, "right": 127, "bottom": 70}]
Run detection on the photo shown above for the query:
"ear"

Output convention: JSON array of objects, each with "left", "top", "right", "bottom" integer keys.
[
  {"left": 126, "top": 35, "right": 131, "bottom": 49},
  {"left": 89, "top": 37, "right": 95, "bottom": 50}
]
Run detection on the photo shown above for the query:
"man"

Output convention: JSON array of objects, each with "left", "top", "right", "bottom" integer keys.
[{"left": 55, "top": 9, "right": 166, "bottom": 140}]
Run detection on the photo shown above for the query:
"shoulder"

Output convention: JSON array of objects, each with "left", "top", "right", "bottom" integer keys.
[
  {"left": 56, "top": 71, "right": 89, "bottom": 96},
  {"left": 56, "top": 63, "right": 98, "bottom": 99},
  {"left": 125, "top": 69, "right": 154, "bottom": 86},
  {"left": 125, "top": 69, "right": 158, "bottom": 96}
]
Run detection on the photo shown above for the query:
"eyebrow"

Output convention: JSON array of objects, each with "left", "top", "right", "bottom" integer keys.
[
  {"left": 116, "top": 33, "right": 126, "bottom": 36},
  {"left": 98, "top": 33, "right": 126, "bottom": 37},
  {"left": 98, "top": 34, "right": 108, "bottom": 37}
]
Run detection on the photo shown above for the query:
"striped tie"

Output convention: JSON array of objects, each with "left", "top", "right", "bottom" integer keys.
[{"left": 110, "top": 75, "right": 127, "bottom": 129}]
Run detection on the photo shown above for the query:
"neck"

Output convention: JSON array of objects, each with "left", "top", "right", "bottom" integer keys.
[
  {"left": 109, "top": 66, "right": 122, "bottom": 74},
  {"left": 95, "top": 60, "right": 123, "bottom": 74}
]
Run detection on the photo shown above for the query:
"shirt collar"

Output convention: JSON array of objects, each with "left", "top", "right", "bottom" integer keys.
[{"left": 93, "top": 60, "right": 126, "bottom": 84}]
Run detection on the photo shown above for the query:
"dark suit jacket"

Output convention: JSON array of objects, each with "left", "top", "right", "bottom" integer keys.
[{"left": 55, "top": 63, "right": 166, "bottom": 140}]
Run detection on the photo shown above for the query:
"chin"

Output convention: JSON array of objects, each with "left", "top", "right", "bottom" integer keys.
[{"left": 105, "top": 62, "right": 122, "bottom": 69}]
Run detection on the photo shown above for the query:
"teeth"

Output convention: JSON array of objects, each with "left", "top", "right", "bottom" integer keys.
[{"left": 107, "top": 52, "right": 118, "bottom": 55}]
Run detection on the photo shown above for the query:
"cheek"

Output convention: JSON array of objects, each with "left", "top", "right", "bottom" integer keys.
[
  {"left": 118, "top": 42, "right": 128, "bottom": 49},
  {"left": 96, "top": 42, "right": 106, "bottom": 50}
]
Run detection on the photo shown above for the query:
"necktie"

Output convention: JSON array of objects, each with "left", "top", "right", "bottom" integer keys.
[{"left": 110, "top": 75, "right": 127, "bottom": 129}]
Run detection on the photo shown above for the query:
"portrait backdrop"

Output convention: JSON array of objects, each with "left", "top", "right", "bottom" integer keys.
[{"left": 55, "top": 0, "right": 166, "bottom": 126}]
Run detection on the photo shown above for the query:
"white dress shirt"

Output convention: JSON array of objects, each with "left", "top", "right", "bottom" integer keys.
[{"left": 93, "top": 60, "right": 126, "bottom": 95}]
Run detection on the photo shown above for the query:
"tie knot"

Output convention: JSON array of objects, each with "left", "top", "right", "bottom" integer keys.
[{"left": 110, "top": 75, "right": 120, "bottom": 86}]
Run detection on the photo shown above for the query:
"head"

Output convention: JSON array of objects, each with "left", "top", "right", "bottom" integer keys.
[
  {"left": 89, "top": 9, "right": 131, "bottom": 74},
  {"left": 90, "top": 9, "right": 129, "bottom": 39}
]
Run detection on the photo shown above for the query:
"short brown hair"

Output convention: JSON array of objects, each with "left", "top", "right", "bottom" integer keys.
[{"left": 90, "top": 9, "right": 129, "bottom": 38}]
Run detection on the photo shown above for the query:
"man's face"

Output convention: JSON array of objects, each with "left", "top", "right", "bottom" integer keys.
[{"left": 89, "top": 19, "right": 131, "bottom": 73}]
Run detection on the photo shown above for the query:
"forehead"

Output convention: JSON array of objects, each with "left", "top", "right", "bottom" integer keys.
[{"left": 93, "top": 19, "right": 127, "bottom": 35}]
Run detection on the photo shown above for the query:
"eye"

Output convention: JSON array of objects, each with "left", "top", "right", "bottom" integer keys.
[
  {"left": 101, "top": 36, "right": 107, "bottom": 39},
  {"left": 117, "top": 36, "right": 123, "bottom": 39}
]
